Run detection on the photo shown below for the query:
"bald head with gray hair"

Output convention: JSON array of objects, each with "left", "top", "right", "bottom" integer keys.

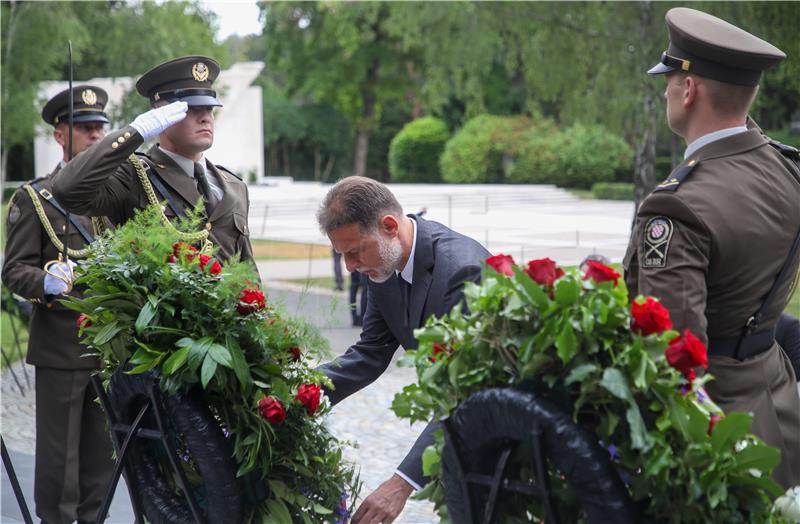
[{"left": 317, "top": 176, "right": 404, "bottom": 234}]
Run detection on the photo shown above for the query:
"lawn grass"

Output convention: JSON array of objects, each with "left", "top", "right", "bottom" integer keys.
[
  {"left": 284, "top": 276, "right": 340, "bottom": 291},
  {"left": 250, "top": 239, "right": 330, "bottom": 261},
  {"left": 1, "top": 311, "right": 28, "bottom": 368}
]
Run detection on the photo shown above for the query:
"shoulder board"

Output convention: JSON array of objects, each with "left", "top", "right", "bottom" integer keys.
[
  {"left": 653, "top": 160, "right": 699, "bottom": 193},
  {"left": 768, "top": 140, "right": 800, "bottom": 160},
  {"left": 215, "top": 164, "right": 242, "bottom": 181}
]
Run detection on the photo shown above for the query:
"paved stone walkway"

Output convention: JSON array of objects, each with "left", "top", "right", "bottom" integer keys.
[{"left": 1, "top": 286, "right": 438, "bottom": 523}]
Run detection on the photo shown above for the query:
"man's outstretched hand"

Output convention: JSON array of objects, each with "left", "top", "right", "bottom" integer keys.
[{"left": 351, "top": 473, "right": 414, "bottom": 524}]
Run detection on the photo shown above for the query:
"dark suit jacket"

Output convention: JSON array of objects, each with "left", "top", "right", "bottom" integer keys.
[
  {"left": 51, "top": 126, "right": 253, "bottom": 263},
  {"left": 777, "top": 313, "right": 800, "bottom": 381},
  {"left": 2, "top": 167, "right": 99, "bottom": 369},
  {"left": 321, "top": 216, "right": 490, "bottom": 485}
]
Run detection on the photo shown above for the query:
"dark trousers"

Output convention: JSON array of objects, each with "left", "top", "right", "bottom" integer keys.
[
  {"left": 35, "top": 367, "right": 114, "bottom": 524},
  {"left": 349, "top": 271, "right": 368, "bottom": 325}
]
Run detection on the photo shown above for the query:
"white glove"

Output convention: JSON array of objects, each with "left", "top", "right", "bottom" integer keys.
[
  {"left": 44, "top": 260, "right": 77, "bottom": 296},
  {"left": 130, "top": 101, "right": 188, "bottom": 140}
]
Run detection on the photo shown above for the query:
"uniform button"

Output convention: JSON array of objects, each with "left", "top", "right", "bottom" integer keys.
[
  {"left": 111, "top": 142, "right": 119, "bottom": 149},
  {"left": 123, "top": 132, "right": 131, "bottom": 139},
  {"left": 205, "top": 223, "right": 212, "bottom": 231},
  {"left": 117, "top": 137, "right": 125, "bottom": 143}
]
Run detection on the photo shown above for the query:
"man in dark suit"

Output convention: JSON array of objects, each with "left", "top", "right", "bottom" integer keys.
[
  {"left": 3, "top": 86, "right": 114, "bottom": 524},
  {"left": 316, "top": 176, "right": 490, "bottom": 523},
  {"left": 52, "top": 55, "right": 254, "bottom": 263}
]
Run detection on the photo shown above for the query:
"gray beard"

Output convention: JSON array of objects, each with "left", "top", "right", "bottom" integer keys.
[{"left": 368, "top": 235, "right": 403, "bottom": 283}]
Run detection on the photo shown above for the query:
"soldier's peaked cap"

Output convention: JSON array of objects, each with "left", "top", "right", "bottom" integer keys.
[
  {"left": 41, "top": 85, "right": 109, "bottom": 127},
  {"left": 136, "top": 55, "right": 222, "bottom": 107},
  {"left": 647, "top": 7, "right": 785, "bottom": 86}
]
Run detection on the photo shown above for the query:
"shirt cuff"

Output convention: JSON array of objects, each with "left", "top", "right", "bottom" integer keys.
[{"left": 394, "top": 469, "right": 422, "bottom": 491}]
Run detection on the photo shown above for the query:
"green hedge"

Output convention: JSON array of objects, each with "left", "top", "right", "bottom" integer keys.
[
  {"left": 591, "top": 182, "right": 635, "bottom": 200},
  {"left": 389, "top": 117, "right": 449, "bottom": 183},
  {"left": 440, "top": 115, "right": 533, "bottom": 183},
  {"left": 511, "top": 124, "right": 633, "bottom": 188}
]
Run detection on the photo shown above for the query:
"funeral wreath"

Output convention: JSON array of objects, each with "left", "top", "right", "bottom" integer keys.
[{"left": 65, "top": 206, "right": 358, "bottom": 524}]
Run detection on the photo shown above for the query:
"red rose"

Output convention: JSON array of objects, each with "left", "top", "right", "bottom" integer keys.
[
  {"left": 288, "top": 346, "right": 301, "bottom": 362},
  {"left": 76, "top": 313, "right": 92, "bottom": 329},
  {"left": 708, "top": 414, "right": 722, "bottom": 435},
  {"left": 631, "top": 297, "right": 673, "bottom": 336},
  {"left": 237, "top": 288, "right": 266, "bottom": 315},
  {"left": 524, "top": 258, "right": 564, "bottom": 287},
  {"left": 582, "top": 260, "right": 621, "bottom": 286},
  {"left": 431, "top": 342, "right": 451, "bottom": 362},
  {"left": 258, "top": 396, "right": 286, "bottom": 425},
  {"left": 198, "top": 254, "right": 222, "bottom": 275},
  {"left": 486, "top": 254, "right": 515, "bottom": 276},
  {"left": 665, "top": 329, "right": 708, "bottom": 382},
  {"left": 295, "top": 383, "right": 321, "bottom": 416},
  {"left": 169, "top": 242, "right": 198, "bottom": 263}
]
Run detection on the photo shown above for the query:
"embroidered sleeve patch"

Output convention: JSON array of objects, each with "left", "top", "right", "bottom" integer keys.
[
  {"left": 7, "top": 201, "right": 20, "bottom": 225},
  {"left": 642, "top": 216, "right": 673, "bottom": 268}
]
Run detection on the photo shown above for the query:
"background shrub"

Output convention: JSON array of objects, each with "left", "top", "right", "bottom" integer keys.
[
  {"left": 591, "top": 182, "right": 635, "bottom": 200},
  {"left": 440, "top": 115, "right": 532, "bottom": 183},
  {"left": 512, "top": 124, "right": 633, "bottom": 188},
  {"left": 388, "top": 116, "right": 449, "bottom": 183},
  {"left": 765, "top": 128, "right": 800, "bottom": 147}
]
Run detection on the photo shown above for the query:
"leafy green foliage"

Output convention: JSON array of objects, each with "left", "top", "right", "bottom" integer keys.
[
  {"left": 64, "top": 206, "right": 358, "bottom": 523},
  {"left": 388, "top": 116, "right": 449, "bottom": 182},
  {"left": 511, "top": 124, "right": 633, "bottom": 188},
  {"left": 392, "top": 260, "right": 786, "bottom": 523},
  {"left": 440, "top": 115, "right": 535, "bottom": 183},
  {"left": 591, "top": 182, "right": 635, "bottom": 201}
]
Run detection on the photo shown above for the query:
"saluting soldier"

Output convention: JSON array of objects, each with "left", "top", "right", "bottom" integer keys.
[
  {"left": 624, "top": 7, "right": 800, "bottom": 487},
  {"left": 52, "top": 55, "right": 254, "bottom": 263},
  {"left": 2, "top": 86, "right": 114, "bottom": 524}
]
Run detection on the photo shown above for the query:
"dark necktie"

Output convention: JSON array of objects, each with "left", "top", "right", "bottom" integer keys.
[
  {"left": 194, "top": 162, "right": 218, "bottom": 214},
  {"left": 399, "top": 276, "right": 411, "bottom": 325}
]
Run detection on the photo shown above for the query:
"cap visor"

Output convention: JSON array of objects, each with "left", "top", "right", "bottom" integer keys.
[
  {"left": 72, "top": 114, "right": 110, "bottom": 124},
  {"left": 175, "top": 94, "right": 223, "bottom": 107},
  {"left": 647, "top": 62, "right": 675, "bottom": 75}
]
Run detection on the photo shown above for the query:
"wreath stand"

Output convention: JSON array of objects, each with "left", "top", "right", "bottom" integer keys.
[
  {"left": 441, "top": 388, "right": 639, "bottom": 524},
  {"left": 1, "top": 436, "right": 34, "bottom": 524},
  {"left": 90, "top": 374, "right": 204, "bottom": 524}
]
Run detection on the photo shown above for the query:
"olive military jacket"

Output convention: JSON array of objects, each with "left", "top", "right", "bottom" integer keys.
[
  {"left": 2, "top": 167, "right": 99, "bottom": 369},
  {"left": 51, "top": 126, "right": 254, "bottom": 263},
  {"left": 625, "top": 129, "right": 800, "bottom": 345}
]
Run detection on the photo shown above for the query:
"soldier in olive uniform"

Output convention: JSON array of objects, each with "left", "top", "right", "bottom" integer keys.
[
  {"left": 52, "top": 55, "right": 254, "bottom": 263},
  {"left": 2, "top": 86, "right": 114, "bottom": 524},
  {"left": 624, "top": 7, "right": 800, "bottom": 487}
]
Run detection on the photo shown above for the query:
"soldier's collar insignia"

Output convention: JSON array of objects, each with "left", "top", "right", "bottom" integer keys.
[
  {"left": 192, "top": 62, "right": 209, "bottom": 82},
  {"left": 654, "top": 160, "right": 699, "bottom": 193},
  {"left": 81, "top": 89, "right": 97, "bottom": 106},
  {"left": 642, "top": 216, "right": 673, "bottom": 269}
]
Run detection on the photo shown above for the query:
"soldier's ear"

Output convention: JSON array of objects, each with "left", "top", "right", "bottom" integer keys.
[
  {"left": 53, "top": 125, "right": 66, "bottom": 148},
  {"left": 684, "top": 76, "right": 699, "bottom": 108}
]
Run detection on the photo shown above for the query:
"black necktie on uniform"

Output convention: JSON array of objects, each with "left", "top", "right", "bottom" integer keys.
[{"left": 194, "top": 162, "right": 218, "bottom": 214}]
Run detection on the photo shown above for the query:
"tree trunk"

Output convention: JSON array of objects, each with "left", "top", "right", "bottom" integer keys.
[
  {"left": 322, "top": 156, "right": 336, "bottom": 182},
  {"left": 631, "top": 1, "right": 658, "bottom": 222},
  {"left": 313, "top": 145, "right": 322, "bottom": 181},
  {"left": 352, "top": 29, "right": 381, "bottom": 179},
  {"left": 282, "top": 143, "right": 291, "bottom": 178}
]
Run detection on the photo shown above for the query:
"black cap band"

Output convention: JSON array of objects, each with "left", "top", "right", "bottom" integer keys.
[
  {"left": 53, "top": 110, "right": 110, "bottom": 125},
  {"left": 152, "top": 88, "right": 221, "bottom": 106},
  {"left": 666, "top": 42, "right": 762, "bottom": 86}
]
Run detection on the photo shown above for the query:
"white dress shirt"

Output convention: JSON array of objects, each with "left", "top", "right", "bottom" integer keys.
[
  {"left": 158, "top": 147, "right": 224, "bottom": 202},
  {"left": 684, "top": 126, "right": 748, "bottom": 160}
]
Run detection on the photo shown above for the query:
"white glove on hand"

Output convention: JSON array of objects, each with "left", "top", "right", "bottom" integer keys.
[
  {"left": 130, "top": 101, "right": 188, "bottom": 140},
  {"left": 43, "top": 260, "right": 77, "bottom": 296}
]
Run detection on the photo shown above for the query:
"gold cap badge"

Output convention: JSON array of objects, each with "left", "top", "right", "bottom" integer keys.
[
  {"left": 192, "top": 62, "right": 209, "bottom": 82},
  {"left": 81, "top": 89, "right": 97, "bottom": 106}
]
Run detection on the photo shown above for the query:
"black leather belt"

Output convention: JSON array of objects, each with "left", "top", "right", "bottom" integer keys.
[{"left": 708, "top": 327, "right": 776, "bottom": 360}]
